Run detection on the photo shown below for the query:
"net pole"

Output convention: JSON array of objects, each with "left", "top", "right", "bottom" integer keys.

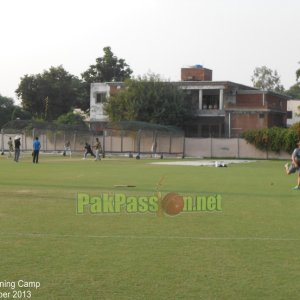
[
  {"left": 73, "top": 132, "right": 77, "bottom": 153},
  {"left": 182, "top": 136, "right": 185, "bottom": 158},
  {"left": 45, "top": 131, "right": 48, "bottom": 152},
  {"left": 63, "top": 131, "right": 66, "bottom": 151},
  {"left": 169, "top": 133, "right": 172, "bottom": 154},
  {"left": 110, "top": 134, "right": 112, "bottom": 153},
  {"left": 152, "top": 130, "right": 158, "bottom": 157},
  {"left": 121, "top": 130, "right": 124, "bottom": 153},
  {"left": 102, "top": 130, "right": 106, "bottom": 158},
  {"left": 24, "top": 130, "right": 27, "bottom": 151},
  {"left": 21, "top": 132, "right": 24, "bottom": 153},
  {"left": 54, "top": 131, "right": 57, "bottom": 151},
  {"left": 1, "top": 129, "right": 4, "bottom": 153},
  {"left": 137, "top": 129, "right": 141, "bottom": 156}
]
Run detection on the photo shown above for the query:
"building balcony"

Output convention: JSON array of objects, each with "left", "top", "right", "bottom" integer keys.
[{"left": 194, "top": 109, "right": 226, "bottom": 117}]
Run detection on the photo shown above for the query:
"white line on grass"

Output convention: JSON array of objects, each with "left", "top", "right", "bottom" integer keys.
[
  {"left": 0, "top": 233, "right": 299, "bottom": 241},
  {"left": 150, "top": 160, "right": 256, "bottom": 167}
]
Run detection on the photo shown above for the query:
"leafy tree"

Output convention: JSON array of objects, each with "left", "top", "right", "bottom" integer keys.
[
  {"left": 0, "top": 94, "right": 31, "bottom": 128},
  {"left": 81, "top": 47, "right": 133, "bottom": 83},
  {"left": 103, "top": 73, "right": 191, "bottom": 127},
  {"left": 0, "top": 95, "right": 14, "bottom": 128},
  {"left": 73, "top": 80, "right": 90, "bottom": 112},
  {"left": 285, "top": 63, "right": 300, "bottom": 99},
  {"left": 16, "top": 66, "right": 83, "bottom": 121},
  {"left": 80, "top": 47, "right": 133, "bottom": 112},
  {"left": 285, "top": 83, "right": 300, "bottom": 99},
  {"left": 55, "top": 111, "right": 87, "bottom": 127},
  {"left": 10, "top": 106, "right": 32, "bottom": 121},
  {"left": 296, "top": 62, "right": 300, "bottom": 82},
  {"left": 251, "top": 66, "right": 284, "bottom": 92}
]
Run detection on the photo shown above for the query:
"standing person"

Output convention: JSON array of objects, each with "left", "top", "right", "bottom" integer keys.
[
  {"left": 93, "top": 138, "right": 102, "bottom": 161},
  {"left": 32, "top": 137, "right": 41, "bottom": 164},
  {"left": 63, "top": 141, "right": 72, "bottom": 157},
  {"left": 14, "top": 136, "right": 21, "bottom": 162},
  {"left": 83, "top": 142, "right": 95, "bottom": 159},
  {"left": 7, "top": 137, "right": 14, "bottom": 158},
  {"left": 65, "top": 141, "right": 72, "bottom": 157},
  {"left": 151, "top": 140, "right": 157, "bottom": 158},
  {"left": 285, "top": 141, "right": 300, "bottom": 189}
]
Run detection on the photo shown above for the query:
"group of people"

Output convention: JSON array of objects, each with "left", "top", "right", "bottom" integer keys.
[
  {"left": 6, "top": 136, "right": 102, "bottom": 163},
  {"left": 83, "top": 138, "right": 102, "bottom": 161},
  {"left": 7, "top": 136, "right": 23, "bottom": 162},
  {"left": 5, "top": 135, "right": 300, "bottom": 184},
  {"left": 7, "top": 136, "right": 41, "bottom": 163}
]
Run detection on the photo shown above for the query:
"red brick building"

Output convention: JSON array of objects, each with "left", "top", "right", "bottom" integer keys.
[
  {"left": 177, "top": 65, "right": 289, "bottom": 137},
  {"left": 181, "top": 65, "right": 212, "bottom": 81},
  {"left": 90, "top": 65, "right": 289, "bottom": 137}
]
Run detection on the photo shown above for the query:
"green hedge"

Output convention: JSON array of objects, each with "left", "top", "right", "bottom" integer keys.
[{"left": 242, "top": 125, "right": 299, "bottom": 153}]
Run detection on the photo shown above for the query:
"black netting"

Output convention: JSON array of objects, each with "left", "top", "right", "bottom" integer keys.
[{"left": 1, "top": 120, "right": 184, "bottom": 157}]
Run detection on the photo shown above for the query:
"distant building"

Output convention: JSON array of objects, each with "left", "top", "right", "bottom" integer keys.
[
  {"left": 90, "top": 82, "right": 123, "bottom": 132},
  {"left": 287, "top": 99, "right": 300, "bottom": 127},
  {"left": 90, "top": 65, "right": 290, "bottom": 137}
]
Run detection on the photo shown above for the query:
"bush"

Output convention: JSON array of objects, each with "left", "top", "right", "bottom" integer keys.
[
  {"left": 242, "top": 125, "right": 300, "bottom": 153},
  {"left": 55, "top": 111, "right": 87, "bottom": 127}
]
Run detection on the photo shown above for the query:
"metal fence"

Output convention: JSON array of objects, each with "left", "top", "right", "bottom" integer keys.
[
  {"left": 1, "top": 128, "right": 290, "bottom": 159},
  {"left": 103, "top": 128, "right": 184, "bottom": 157},
  {"left": 0, "top": 128, "right": 98, "bottom": 153}
]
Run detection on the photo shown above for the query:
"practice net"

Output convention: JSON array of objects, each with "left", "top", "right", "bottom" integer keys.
[
  {"left": 1, "top": 120, "right": 185, "bottom": 158},
  {"left": 103, "top": 121, "right": 185, "bottom": 158}
]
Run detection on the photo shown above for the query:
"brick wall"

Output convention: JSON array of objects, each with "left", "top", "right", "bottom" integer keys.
[
  {"left": 232, "top": 94, "right": 263, "bottom": 108},
  {"left": 181, "top": 68, "right": 212, "bottom": 81},
  {"left": 231, "top": 113, "right": 267, "bottom": 131},
  {"left": 266, "top": 94, "right": 286, "bottom": 112}
]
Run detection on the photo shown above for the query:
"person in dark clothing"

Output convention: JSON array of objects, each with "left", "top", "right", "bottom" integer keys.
[
  {"left": 285, "top": 141, "right": 300, "bottom": 189},
  {"left": 32, "top": 137, "right": 41, "bottom": 163},
  {"left": 14, "top": 136, "right": 21, "bottom": 162},
  {"left": 83, "top": 142, "right": 95, "bottom": 159}
]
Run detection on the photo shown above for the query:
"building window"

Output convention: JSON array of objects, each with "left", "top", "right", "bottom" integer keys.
[
  {"left": 203, "top": 95, "right": 219, "bottom": 109},
  {"left": 287, "top": 111, "right": 292, "bottom": 119},
  {"left": 259, "top": 113, "right": 264, "bottom": 119},
  {"left": 96, "top": 93, "right": 106, "bottom": 104}
]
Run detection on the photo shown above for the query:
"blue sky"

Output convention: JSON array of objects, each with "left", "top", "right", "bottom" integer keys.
[{"left": 1, "top": 0, "right": 299, "bottom": 103}]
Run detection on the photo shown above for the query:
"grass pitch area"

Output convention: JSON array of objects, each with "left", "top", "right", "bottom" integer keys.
[{"left": 0, "top": 155, "right": 300, "bottom": 299}]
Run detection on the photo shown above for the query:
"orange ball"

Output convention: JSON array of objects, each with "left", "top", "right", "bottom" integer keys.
[{"left": 162, "top": 192, "right": 184, "bottom": 216}]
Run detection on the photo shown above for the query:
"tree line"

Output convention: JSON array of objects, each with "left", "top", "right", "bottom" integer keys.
[{"left": 0, "top": 48, "right": 300, "bottom": 129}]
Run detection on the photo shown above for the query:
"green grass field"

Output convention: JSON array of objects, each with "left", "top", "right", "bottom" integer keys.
[{"left": 0, "top": 154, "right": 300, "bottom": 299}]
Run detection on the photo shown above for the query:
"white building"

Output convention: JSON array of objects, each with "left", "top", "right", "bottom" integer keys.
[
  {"left": 90, "top": 83, "right": 110, "bottom": 122},
  {"left": 90, "top": 82, "right": 124, "bottom": 132},
  {"left": 287, "top": 99, "right": 300, "bottom": 126}
]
